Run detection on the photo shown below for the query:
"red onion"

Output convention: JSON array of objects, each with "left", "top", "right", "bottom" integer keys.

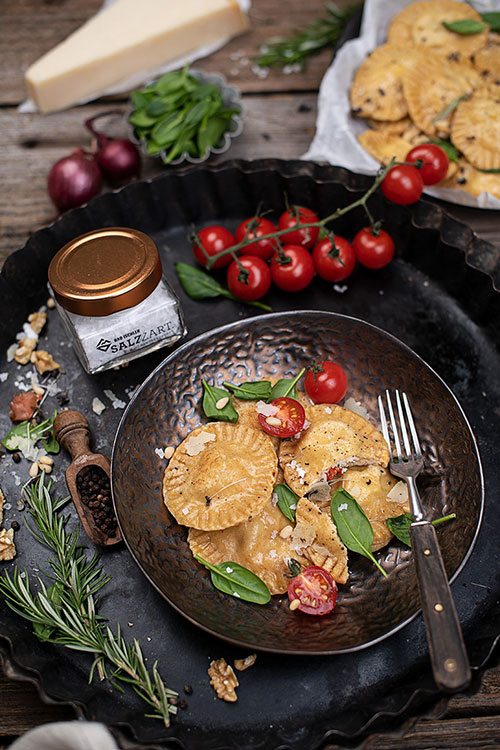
[
  {"left": 48, "top": 148, "right": 102, "bottom": 212},
  {"left": 85, "top": 112, "right": 141, "bottom": 185}
]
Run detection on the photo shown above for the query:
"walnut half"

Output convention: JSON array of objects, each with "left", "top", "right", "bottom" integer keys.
[
  {"left": 0, "top": 528, "right": 16, "bottom": 561},
  {"left": 208, "top": 658, "right": 239, "bottom": 702}
]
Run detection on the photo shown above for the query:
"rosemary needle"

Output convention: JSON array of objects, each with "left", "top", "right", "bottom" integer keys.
[
  {"left": 0, "top": 476, "right": 177, "bottom": 726},
  {"left": 254, "top": 2, "right": 362, "bottom": 70}
]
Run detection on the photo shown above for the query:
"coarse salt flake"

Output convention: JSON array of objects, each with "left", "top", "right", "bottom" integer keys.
[
  {"left": 155, "top": 448, "right": 165, "bottom": 459},
  {"left": 271, "top": 492, "right": 279, "bottom": 506},
  {"left": 333, "top": 284, "right": 348, "bottom": 294},
  {"left": 92, "top": 397, "right": 106, "bottom": 415},
  {"left": 6, "top": 344, "right": 18, "bottom": 362},
  {"left": 0, "top": 373, "right": 8, "bottom": 382},
  {"left": 233, "top": 591, "right": 241, "bottom": 598},
  {"left": 324, "top": 406, "right": 332, "bottom": 414},
  {"left": 182, "top": 507, "right": 189, "bottom": 515},
  {"left": 225, "top": 567, "right": 233, "bottom": 574},
  {"left": 104, "top": 389, "right": 126, "bottom": 409},
  {"left": 337, "top": 503, "right": 348, "bottom": 512}
]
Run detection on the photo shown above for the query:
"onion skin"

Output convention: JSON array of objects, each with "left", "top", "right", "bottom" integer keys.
[
  {"left": 96, "top": 138, "right": 141, "bottom": 185},
  {"left": 48, "top": 149, "right": 102, "bottom": 211}
]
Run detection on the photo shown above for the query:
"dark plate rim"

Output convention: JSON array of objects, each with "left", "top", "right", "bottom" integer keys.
[{"left": 110, "top": 309, "right": 485, "bottom": 655}]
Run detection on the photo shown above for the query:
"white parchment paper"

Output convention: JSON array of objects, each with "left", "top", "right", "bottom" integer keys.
[
  {"left": 304, "top": 0, "right": 500, "bottom": 209},
  {"left": 19, "top": 0, "right": 251, "bottom": 114}
]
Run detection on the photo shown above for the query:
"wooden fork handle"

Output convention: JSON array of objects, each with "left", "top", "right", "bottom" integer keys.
[{"left": 410, "top": 521, "right": 471, "bottom": 693}]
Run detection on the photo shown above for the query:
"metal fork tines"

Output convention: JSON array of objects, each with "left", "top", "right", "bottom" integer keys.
[{"left": 378, "top": 389, "right": 471, "bottom": 693}]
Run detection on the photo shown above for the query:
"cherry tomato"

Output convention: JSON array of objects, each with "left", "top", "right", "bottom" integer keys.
[
  {"left": 235, "top": 217, "right": 277, "bottom": 260},
  {"left": 278, "top": 206, "right": 320, "bottom": 249},
  {"left": 288, "top": 566, "right": 338, "bottom": 616},
  {"left": 304, "top": 360, "right": 347, "bottom": 404},
  {"left": 226, "top": 256, "right": 271, "bottom": 302},
  {"left": 192, "top": 225, "right": 235, "bottom": 269},
  {"left": 405, "top": 143, "right": 449, "bottom": 186},
  {"left": 381, "top": 164, "right": 424, "bottom": 205},
  {"left": 352, "top": 227, "right": 395, "bottom": 270},
  {"left": 271, "top": 245, "right": 315, "bottom": 292},
  {"left": 258, "top": 397, "right": 305, "bottom": 438},
  {"left": 312, "top": 236, "right": 356, "bottom": 282}
]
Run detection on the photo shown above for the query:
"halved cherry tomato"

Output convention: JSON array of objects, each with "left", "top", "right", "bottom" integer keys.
[
  {"left": 304, "top": 360, "right": 347, "bottom": 404},
  {"left": 258, "top": 396, "right": 305, "bottom": 438},
  {"left": 192, "top": 225, "right": 235, "bottom": 269},
  {"left": 405, "top": 143, "right": 449, "bottom": 186},
  {"left": 235, "top": 217, "right": 277, "bottom": 260},
  {"left": 278, "top": 206, "right": 320, "bottom": 249},
  {"left": 227, "top": 256, "right": 271, "bottom": 301},
  {"left": 288, "top": 566, "right": 338, "bottom": 615},
  {"left": 381, "top": 164, "right": 423, "bottom": 205},
  {"left": 313, "top": 236, "right": 356, "bottom": 282}
]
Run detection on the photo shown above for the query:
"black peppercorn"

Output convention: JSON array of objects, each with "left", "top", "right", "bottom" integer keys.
[
  {"left": 12, "top": 453, "right": 21, "bottom": 464},
  {"left": 183, "top": 684, "right": 193, "bottom": 695},
  {"left": 11, "top": 521, "right": 20, "bottom": 531},
  {"left": 76, "top": 465, "right": 117, "bottom": 538}
]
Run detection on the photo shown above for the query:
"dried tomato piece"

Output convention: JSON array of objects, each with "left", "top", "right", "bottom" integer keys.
[{"left": 9, "top": 391, "right": 42, "bottom": 422}]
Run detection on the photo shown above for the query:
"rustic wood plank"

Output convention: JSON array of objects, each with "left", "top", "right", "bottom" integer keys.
[{"left": 0, "top": 0, "right": 348, "bottom": 105}]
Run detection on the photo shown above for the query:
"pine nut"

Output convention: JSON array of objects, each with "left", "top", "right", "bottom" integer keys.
[
  {"left": 43, "top": 465, "right": 53, "bottom": 474},
  {"left": 279, "top": 525, "right": 293, "bottom": 539},
  {"left": 39, "top": 455, "right": 54, "bottom": 466},
  {"left": 29, "top": 463, "right": 39, "bottom": 478},
  {"left": 289, "top": 598, "right": 300, "bottom": 611},
  {"left": 215, "top": 397, "right": 229, "bottom": 410},
  {"left": 164, "top": 446, "right": 175, "bottom": 459},
  {"left": 33, "top": 385, "right": 45, "bottom": 396},
  {"left": 265, "top": 416, "right": 281, "bottom": 426},
  {"left": 46, "top": 297, "right": 56, "bottom": 309}
]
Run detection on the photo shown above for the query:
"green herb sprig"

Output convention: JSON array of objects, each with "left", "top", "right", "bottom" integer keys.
[
  {"left": 202, "top": 380, "right": 239, "bottom": 423},
  {"left": 174, "top": 262, "right": 271, "bottom": 311},
  {"left": 254, "top": 2, "right": 362, "bottom": 70},
  {"left": 274, "top": 483, "right": 299, "bottom": 523},
  {"left": 194, "top": 556, "right": 271, "bottom": 604},
  {"left": 2, "top": 411, "right": 60, "bottom": 455},
  {"left": 129, "top": 66, "right": 241, "bottom": 163},
  {"left": 268, "top": 368, "right": 306, "bottom": 401},
  {"left": 0, "top": 477, "right": 177, "bottom": 727},
  {"left": 223, "top": 380, "right": 272, "bottom": 401},
  {"left": 442, "top": 19, "right": 486, "bottom": 34},
  {"left": 386, "top": 511, "right": 457, "bottom": 547},
  {"left": 331, "top": 487, "right": 388, "bottom": 577}
]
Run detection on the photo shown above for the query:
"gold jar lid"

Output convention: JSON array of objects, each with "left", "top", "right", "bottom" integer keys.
[{"left": 48, "top": 227, "right": 162, "bottom": 317}]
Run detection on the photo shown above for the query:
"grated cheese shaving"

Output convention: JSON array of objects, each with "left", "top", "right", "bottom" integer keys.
[
  {"left": 290, "top": 521, "right": 316, "bottom": 551},
  {"left": 344, "top": 397, "right": 371, "bottom": 420},
  {"left": 255, "top": 400, "right": 279, "bottom": 417},
  {"left": 92, "top": 397, "right": 106, "bottom": 415},
  {"left": 185, "top": 430, "right": 216, "bottom": 456},
  {"left": 386, "top": 481, "right": 409, "bottom": 504}
]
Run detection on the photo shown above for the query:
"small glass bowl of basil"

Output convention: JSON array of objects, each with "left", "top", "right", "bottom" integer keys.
[{"left": 128, "top": 67, "right": 243, "bottom": 166}]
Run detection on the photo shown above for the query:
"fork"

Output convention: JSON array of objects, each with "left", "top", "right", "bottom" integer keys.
[{"left": 378, "top": 390, "right": 471, "bottom": 693}]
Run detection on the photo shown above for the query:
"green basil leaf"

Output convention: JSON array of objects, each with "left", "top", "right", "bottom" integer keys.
[
  {"left": 223, "top": 381, "right": 272, "bottom": 400},
  {"left": 274, "top": 483, "right": 298, "bottom": 523},
  {"left": 174, "top": 262, "right": 272, "bottom": 312},
  {"left": 331, "top": 488, "right": 387, "bottom": 577},
  {"left": 386, "top": 512, "right": 413, "bottom": 547},
  {"left": 268, "top": 368, "right": 305, "bottom": 401},
  {"left": 202, "top": 380, "right": 238, "bottom": 423},
  {"left": 442, "top": 19, "right": 486, "bottom": 34},
  {"left": 429, "top": 138, "right": 461, "bottom": 164},
  {"left": 481, "top": 11, "right": 500, "bottom": 32},
  {"left": 387, "top": 511, "right": 457, "bottom": 547},
  {"left": 195, "top": 555, "right": 271, "bottom": 604},
  {"left": 433, "top": 95, "right": 466, "bottom": 124}
]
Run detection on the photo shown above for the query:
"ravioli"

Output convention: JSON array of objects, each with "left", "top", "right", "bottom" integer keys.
[
  {"left": 279, "top": 404, "right": 389, "bottom": 496},
  {"left": 163, "top": 422, "right": 277, "bottom": 530},
  {"left": 451, "top": 89, "right": 500, "bottom": 170},
  {"left": 294, "top": 498, "right": 348, "bottom": 584},
  {"left": 188, "top": 497, "right": 300, "bottom": 595}
]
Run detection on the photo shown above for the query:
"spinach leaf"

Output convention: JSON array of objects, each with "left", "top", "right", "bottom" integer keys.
[
  {"left": 268, "top": 368, "right": 305, "bottom": 401},
  {"left": 330, "top": 488, "right": 387, "bottom": 578},
  {"left": 386, "top": 512, "right": 457, "bottom": 547},
  {"left": 202, "top": 380, "right": 238, "bottom": 423},
  {"left": 174, "top": 262, "right": 271, "bottom": 311},
  {"left": 429, "top": 138, "right": 461, "bottom": 164},
  {"left": 442, "top": 19, "right": 486, "bottom": 34},
  {"left": 194, "top": 555, "right": 271, "bottom": 604},
  {"left": 198, "top": 116, "right": 228, "bottom": 156},
  {"left": 3, "top": 411, "right": 60, "bottom": 455},
  {"left": 481, "top": 11, "right": 500, "bottom": 32},
  {"left": 223, "top": 381, "right": 272, "bottom": 401},
  {"left": 274, "top": 483, "right": 298, "bottom": 523}
]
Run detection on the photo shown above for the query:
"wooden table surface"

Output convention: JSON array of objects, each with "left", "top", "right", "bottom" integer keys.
[{"left": 1, "top": 1, "right": 499, "bottom": 748}]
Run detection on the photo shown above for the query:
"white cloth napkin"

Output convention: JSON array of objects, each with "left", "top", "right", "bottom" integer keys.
[
  {"left": 304, "top": 0, "right": 500, "bottom": 209},
  {"left": 10, "top": 722, "right": 119, "bottom": 750}
]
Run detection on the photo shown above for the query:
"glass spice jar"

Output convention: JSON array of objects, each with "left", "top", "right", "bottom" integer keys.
[{"left": 48, "top": 227, "right": 186, "bottom": 374}]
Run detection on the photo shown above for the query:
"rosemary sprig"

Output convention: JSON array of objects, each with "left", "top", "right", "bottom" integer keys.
[
  {"left": 254, "top": 2, "right": 362, "bottom": 70},
  {"left": 0, "top": 477, "right": 177, "bottom": 726}
]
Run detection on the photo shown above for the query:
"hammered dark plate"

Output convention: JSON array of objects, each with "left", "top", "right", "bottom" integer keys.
[{"left": 111, "top": 311, "right": 483, "bottom": 654}]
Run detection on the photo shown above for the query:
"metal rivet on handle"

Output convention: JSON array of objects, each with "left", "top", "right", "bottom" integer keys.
[
  {"left": 434, "top": 603, "right": 444, "bottom": 612},
  {"left": 445, "top": 659, "right": 457, "bottom": 672},
  {"left": 424, "top": 548, "right": 431, "bottom": 556}
]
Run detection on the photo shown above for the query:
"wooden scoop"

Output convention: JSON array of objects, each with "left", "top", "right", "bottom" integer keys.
[{"left": 53, "top": 409, "right": 121, "bottom": 546}]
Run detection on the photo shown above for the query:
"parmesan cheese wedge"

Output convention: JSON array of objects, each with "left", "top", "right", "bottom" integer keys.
[{"left": 25, "top": 0, "right": 249, "bottom": 113}]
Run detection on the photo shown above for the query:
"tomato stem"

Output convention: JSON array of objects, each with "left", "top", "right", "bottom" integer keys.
[{"left": 204, "top": 159, "right": 397, "bottom": 270}]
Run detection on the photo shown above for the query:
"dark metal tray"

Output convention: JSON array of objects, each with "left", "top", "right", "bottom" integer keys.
[{"left": 0, "top": 160, "right": 499, "bottom": 750}]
